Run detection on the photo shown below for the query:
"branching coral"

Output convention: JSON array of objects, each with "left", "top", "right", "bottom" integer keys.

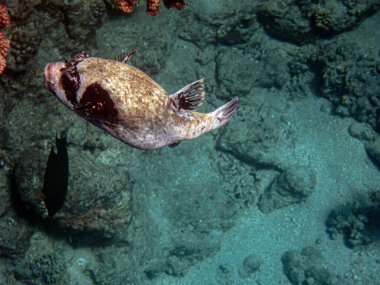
[
  {"left": 0, "top": 3, "right": 10, "bottom": 75},
  {"left": 113, "top": 0, "right": 185, "bottom": 16}
]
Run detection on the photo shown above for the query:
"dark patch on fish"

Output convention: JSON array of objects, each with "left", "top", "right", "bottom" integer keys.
[
  {"left": 42, "top": 132, "right": 69, "bottom": 217},
  {"left": 60, "top": 66, "right": 80, "bottom": 105},
  {"left": 60, "top": 52, "right": 90, "bottom": 105},
  {"left": 75, "top": 83, "right": 119, "bottom": 124}
]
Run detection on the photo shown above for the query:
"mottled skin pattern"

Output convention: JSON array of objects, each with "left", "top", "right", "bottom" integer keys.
[
  {"left": 78, "top": 57, "right": 210, "bottom": 149},
  {"left": 44, "top": 54, "right": 238, "bottom": 149}
]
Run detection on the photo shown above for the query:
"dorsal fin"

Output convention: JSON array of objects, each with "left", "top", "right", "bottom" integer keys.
[
  {"left": 169, "top": 79, "right": 206, "bottom": 112},
  {"left": 114, "top": 50, "right": 137, "bottom": 64}
]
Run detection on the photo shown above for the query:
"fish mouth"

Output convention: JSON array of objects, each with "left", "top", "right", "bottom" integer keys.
[
  {"left": 44, "top": 63, "right": 54, "bottom": 92},
  {"left": 44, "top": 62, "right": 65, "bottom": 93}
]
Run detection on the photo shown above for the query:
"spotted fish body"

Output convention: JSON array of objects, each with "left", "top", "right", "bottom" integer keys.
[{"left": 44, "top": 52, "right": 238, "bottom": 149}]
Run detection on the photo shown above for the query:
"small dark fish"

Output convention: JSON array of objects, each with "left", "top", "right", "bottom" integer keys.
[{"left": 41, "top": 132, "right": 69, "bottom": 217}]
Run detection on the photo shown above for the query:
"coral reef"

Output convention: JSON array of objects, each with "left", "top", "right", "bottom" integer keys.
[
  {"left": 62, "top": 0, "right": 106, "bottom": 43},
  {"left": 10, "top": 233, "right": 69, "bottom": 285},
  {"left": 257, "top": 0, "right": 380, "bottom": 44},
  {"left": 313, "top": 6, "right": 334, "bottom": 33},
  {"left": 310, "top": 40, "right": 380, "bottom": 132},
  {"left": 113, "top": 0, "right": 185, "bottom": 16},
  {"left": 326, "top": 200, "right": 380, "bottom": 249},
  {"left": 8, "top": 21, "right": 42, "bottom": 73},
  {"left": 0, "top": 1, "right": 379, "bottom": 284},
  {"left": 14, "top": 254, "right": 67, "bottom": 284},
  {"left": 2, "top": 1, "right": 106, "bottom": 73},
  {"left": 2, "top": 1, "right": 40, "bottom": 73},
  {"left": 0, "top": 3, "right": 10, "bottom": 74}
]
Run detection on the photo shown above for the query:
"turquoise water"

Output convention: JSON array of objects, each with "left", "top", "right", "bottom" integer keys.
[{"left": 0, "top": 1, "right": 379, "bottom": 284}]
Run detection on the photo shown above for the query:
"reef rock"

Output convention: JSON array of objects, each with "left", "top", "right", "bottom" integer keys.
[
  {"left": 282, "top": 247, "right": 339, "bottom": 285},
  {"left": 178, "top": 0, "right": 258, "bottom": 47},
  {"left": 326, "top": 200, "right": 379, "bottom": 249},
  {"left": 12, "top": 144, "right": 133, "bottom": 245},
  {"left": 238, "top": 253, "right": 263, "bottom": 279},
  {"left": 257, "top": 0, "right": 380, "bottom": 44},
  {"left": 11, "top": 233, "right": 69, "bottom": 285},
  {"left": 258, "top": 165, "right": 316, "bottom": 213},
  {"left": 310, "top": 40, "right": 380, "bottom": 131},
  {"left": 216, "top": 47, "right": 290, "bottom": 99},
  {"left": 0, "top": 156, "right": 33, "bottom": 257},
  {"left": 217, "top": 91, "right": 297, "bottom": 170},
  {"left": 96, "top": 7, "right": 176, "bottom": 76},
  {"left": 366, "top": 136, "right": 380, "bottom": 166}
]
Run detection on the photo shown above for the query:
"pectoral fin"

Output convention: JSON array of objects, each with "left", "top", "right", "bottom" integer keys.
[{"left": 168, "top": 142, "right": 181, "bottom": 148}]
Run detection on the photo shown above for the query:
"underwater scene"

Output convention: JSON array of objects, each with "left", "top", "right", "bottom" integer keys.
[{"left": 0, "top": 0, "right": 380, "bottom": 284}]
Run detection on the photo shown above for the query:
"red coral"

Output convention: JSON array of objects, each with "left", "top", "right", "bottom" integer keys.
[
  {"left": 113, "top": 0, "right": 185, "bottom": 16},
  {"left": 163, "top": 0, "right": 185, "bottom": 10},
  {"left": 0, "top": 4, "right": 10, "bottom": 75},
  {"left": 0, "top": 32, "right": 9, "bottom": 56},
  {"left": 0, "top": 32, "right": 9, "bottom": 74},
  {"left": 114, "top": 0, "right": 138, "bottom": 14},
  {"left": 0, "top": 4, "right": 10, "bottom": 29},
  {"left": 0, "top": 53, "right": 6, "bottom": 74},
  {"left": 146, "top": 0, "right": 160, "bottom": 16}
]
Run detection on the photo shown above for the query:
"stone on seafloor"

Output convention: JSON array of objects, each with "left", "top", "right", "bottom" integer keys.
[
  {"left": 366, "top": 136, "right": 380, "bottom": 166},
  {"left": 238, "top": 253, "right": 263, "bottom": 279},
  {"left": 258, "top": 165, "right": 316, "bottom": 213},
  {"left": 12, "top": 145, "right": 133, "bottom": 245},
  {"left": 282, "top": 247, "right": 339, "bottom": 285}
]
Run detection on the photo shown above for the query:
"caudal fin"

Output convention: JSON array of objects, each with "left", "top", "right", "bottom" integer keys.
[{"left": 210, "top": 97, "right": 238, "bottom": 130}]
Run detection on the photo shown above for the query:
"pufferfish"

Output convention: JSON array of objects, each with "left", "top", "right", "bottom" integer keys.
[{"left": 44, "top": 51, "right": 238, "bottom": 149}]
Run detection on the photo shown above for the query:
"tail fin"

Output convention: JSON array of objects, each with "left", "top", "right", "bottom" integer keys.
[{"left": 210, "top": 97, "right": 238, "bottom": 130}]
